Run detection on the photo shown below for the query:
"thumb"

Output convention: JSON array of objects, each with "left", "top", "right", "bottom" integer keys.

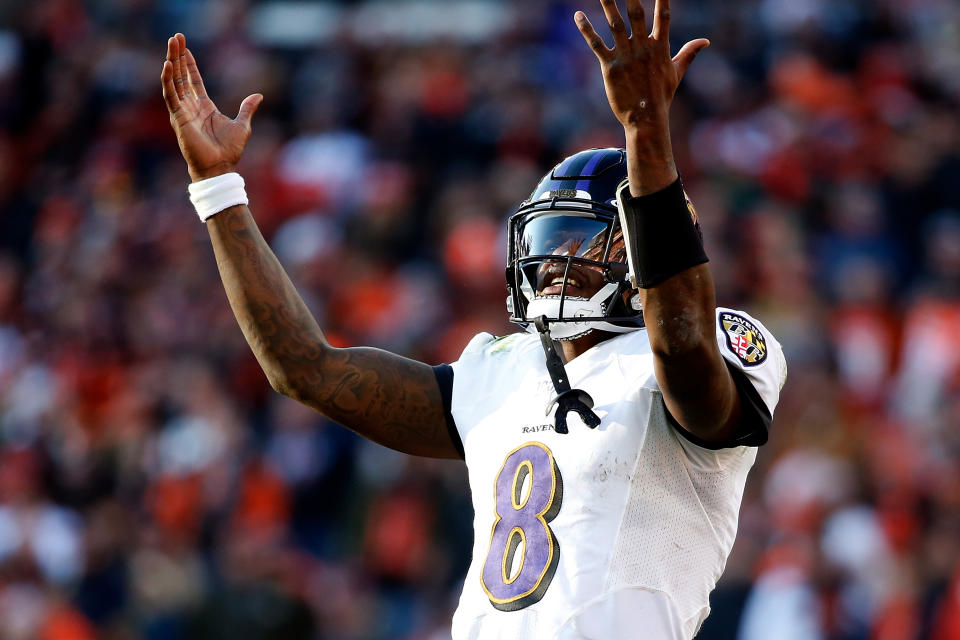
[
  {"left": 673, "top": 38, "right": 710, "bottom": 81},
  {"left": 236, "top": 93, "right": 264, "bottom": 129}
]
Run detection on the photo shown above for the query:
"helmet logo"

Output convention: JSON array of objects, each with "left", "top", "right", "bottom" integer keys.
[{"left": 549, "top": 189, "right": 579, "bottom": 199}]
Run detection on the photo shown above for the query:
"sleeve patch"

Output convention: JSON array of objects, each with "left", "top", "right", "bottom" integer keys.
[{"left": 720, "top": 311, "right": 768, "bottom": 367}]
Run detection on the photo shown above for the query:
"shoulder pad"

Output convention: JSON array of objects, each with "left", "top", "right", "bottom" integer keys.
[
  {"left": 484, "top": 333, "right": 526, "bottom": 355},
  {"left": 460, "top": 332, "right": 496, "bottom": 356}
]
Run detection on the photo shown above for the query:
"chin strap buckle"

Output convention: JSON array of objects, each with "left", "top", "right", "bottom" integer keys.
[{"left": 533, "top": 316, "right": 602, "bottom": 434}]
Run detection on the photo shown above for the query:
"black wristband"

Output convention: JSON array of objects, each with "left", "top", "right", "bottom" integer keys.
[{"left": 616, "top": 176, "right": 709, "bottom": 289}]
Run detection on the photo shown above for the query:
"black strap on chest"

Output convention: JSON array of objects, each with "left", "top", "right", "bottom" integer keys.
[{"left": 533, "top": 316, "right": 602, "bottom": 434}]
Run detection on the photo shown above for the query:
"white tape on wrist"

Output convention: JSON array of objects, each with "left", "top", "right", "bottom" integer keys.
[{"left": 188, "top": 172, "right": 248, "bottom": 221}]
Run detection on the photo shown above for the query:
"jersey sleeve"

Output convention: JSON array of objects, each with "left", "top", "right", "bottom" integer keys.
[
  {"left": 714, "top": 308, "right": 787, "bottom": 413},
  {"left": 441, "top": 332, "right": 498, "bottom": 453},
  {"left": 712, "top": 308, "right": 787, "bottom": 447},
  {"left": 431, "top": 364, "right": 463, "bottom": 459}
]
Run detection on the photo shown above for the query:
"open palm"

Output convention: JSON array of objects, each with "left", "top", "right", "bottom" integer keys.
[
  {"left": 575, "top": 0, "right": 708, "bottom": 132},
  {"left": 161, "top": 33, "right": 262, "bottom": 182}
]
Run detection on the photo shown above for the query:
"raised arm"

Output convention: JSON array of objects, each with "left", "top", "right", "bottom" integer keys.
[
  {"left": 161, "top": 34, "right": 459, "bottom": 459},
  {"left": 576, "top": 1, "right": 744, "bottom": 442}
]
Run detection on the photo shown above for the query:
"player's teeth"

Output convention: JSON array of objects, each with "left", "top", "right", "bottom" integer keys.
[{"left": 549, "top": 277, "right": 580, "bottom": 287}]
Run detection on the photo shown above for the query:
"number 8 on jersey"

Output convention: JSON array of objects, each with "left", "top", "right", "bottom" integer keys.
[{"left": 481, "top": 442, "right": 564, "bottom": 611}]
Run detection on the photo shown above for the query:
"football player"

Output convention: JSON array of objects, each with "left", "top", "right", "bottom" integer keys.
[{"left": 160, "top": 0, "right": 787, "bottom": 637}]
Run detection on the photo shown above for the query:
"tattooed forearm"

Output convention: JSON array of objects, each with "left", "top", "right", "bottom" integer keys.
[
  {"left": 309, "top": 347, "right": 454, "bottom": 454},
  {"left": 204, "top": 205, "right": 459, "bottom": 459},
  {"left": 207, "top": 206, "right": 326, "bottom": 385}
]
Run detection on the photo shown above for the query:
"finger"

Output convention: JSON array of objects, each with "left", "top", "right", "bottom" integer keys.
[
  {"left": 236, "top": 93, "right": 264, "bottom": 130},
  {"left": 672, "top": 38, "right": 709, "bottom": 81},
  {"left": 165, "top": 36, "right": 180, "bottom": 87},
  {"left": 574, "top": 12, "right": 612, "bottom": 61},
  {"left": 166, "top": 36, "right": 186, "bottom": 100},
  {"left": 626, "top": 0, "right": 647, "bottom": 38},
  {"left": 599, "top": 0, "right": 630, "bottom": 48},
  {"left": 165, "top": 35, "right": 176, "bottom": 65},
  {"left": 175, "top": 33, "right": 188, "bottom": 100},
  {"left": 161, "top": 60, "right": 181, "bottom": 113},
  {"left": 651, "top": 0, "right": 670, "bottom": 41},
  {"left": 184, "top": 48, "right": 208, "bottom": 99}
]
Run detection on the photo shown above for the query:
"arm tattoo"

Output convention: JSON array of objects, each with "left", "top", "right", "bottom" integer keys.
[{"left": 206, "top": 206, "right": 459, "bottom": 459}]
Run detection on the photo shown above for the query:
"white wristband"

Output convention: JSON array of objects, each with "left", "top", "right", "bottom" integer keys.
[{"left": 188, "top": 172, "right": 248, "bottom": 221}]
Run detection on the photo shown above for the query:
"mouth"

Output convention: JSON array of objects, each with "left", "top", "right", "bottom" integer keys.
[
  {"left": 539, "top": 276, "right": 586, "bottom": 297},
  {"left": 535, "top": 261, "right": 604, "bottom": 297}
]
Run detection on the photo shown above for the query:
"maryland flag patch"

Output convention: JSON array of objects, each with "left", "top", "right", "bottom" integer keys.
[{"left": 720, "top": 312, "right": 767, "bottom": 367}]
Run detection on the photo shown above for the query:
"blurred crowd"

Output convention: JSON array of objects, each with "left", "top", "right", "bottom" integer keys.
[{"left": 0, "top": 0, "right": 959, "bottom": 638}]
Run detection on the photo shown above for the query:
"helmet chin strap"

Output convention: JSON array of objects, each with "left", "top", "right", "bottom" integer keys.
[
  {"left": 526, "top": 281, "right": 644, "bottom": 433},
  {"left": 524, "top": 283, "right": 640, "bottom": 340},
  {"left": 532, "top": 316, "right": 602, "bottom": 434}
]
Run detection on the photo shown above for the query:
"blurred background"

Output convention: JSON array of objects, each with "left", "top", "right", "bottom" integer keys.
[{"left": 0, "top": 0, "right": 959, "bottom": 638}]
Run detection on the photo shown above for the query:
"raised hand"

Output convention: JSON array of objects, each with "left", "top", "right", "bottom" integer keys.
[
  {"left": 575, "top": 0, "right": 708, "bottom": 131},
  {"left": 161, "top": 33, "right": 263, "bottom": 182},
  {"left": 575, "top": 0, "right": 708, "bottom": 194}
]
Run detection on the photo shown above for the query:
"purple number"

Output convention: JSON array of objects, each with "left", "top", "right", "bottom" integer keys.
[{"left": 481, "top": 442, "right": 563, "bottom": 611}]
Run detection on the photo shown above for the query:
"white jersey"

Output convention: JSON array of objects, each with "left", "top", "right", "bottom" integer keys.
[{"left": 447, "top": 308, "right": 787, "bottom": 640}]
